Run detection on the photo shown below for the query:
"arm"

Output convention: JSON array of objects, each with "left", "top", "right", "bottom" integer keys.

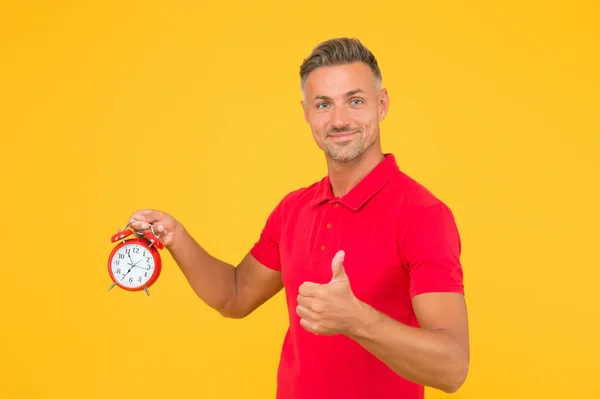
[
  {"left": 169, "top": 226, "right": 283, "bottom": 319},
  {"left": 295, "top": 203, "right": 470, "bottom": 391},
  {"left": 347, "top": 292, "right": 469, "bottom": 393},
  {"left": 169, "top": 194, "right": 287, "bottom": 318},
  {"left": 129, "top": 206, "right": 284, "bottom": 320},
  {"left": 350, "top": 201, "right": 469, "bottom": 392}
]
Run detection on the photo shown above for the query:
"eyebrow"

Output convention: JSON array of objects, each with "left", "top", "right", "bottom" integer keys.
[{"left": 314, "top": 89, "right": 364, "bottom": 101}]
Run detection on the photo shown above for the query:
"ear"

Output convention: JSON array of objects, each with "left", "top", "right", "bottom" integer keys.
[
  {"left": 378, "top": 88, "right": 390, "bottom": 122},
  {"left": 301, "top": 100, "right": 308, "bottom": 123}
]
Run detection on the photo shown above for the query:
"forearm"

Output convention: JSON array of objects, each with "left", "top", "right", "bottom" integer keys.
[
  {"left": 347, "top": 304, "right": 469, "bottom": 393},
  {"left": 168, "top": 225, "right": 237, "bottom": 315}
]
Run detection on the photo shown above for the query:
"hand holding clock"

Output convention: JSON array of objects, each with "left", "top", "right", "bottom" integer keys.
[
  {"left": 128, "top": 209, "right": 181, "bottom": 248},
  {"left": 107, "top": 209, "right": 178, "bottom": 294}
]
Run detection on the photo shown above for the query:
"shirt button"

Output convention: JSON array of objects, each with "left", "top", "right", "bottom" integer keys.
[
  {"left": 333, "top": 203, "right": 339, "bottom": 207},
  {"left": 321, "top": 244, "right": 326, "bottom": 251},
  {"left": 327, "top": 223, "right": 332, "bottom": 229}
]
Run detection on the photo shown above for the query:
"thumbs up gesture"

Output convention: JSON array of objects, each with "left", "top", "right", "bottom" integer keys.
[
  {"left": 331, "top": 249, "right": 349, "bottom": 282},
  {"left": 296, "top": 250, "right": 366, "bottom": 336}
]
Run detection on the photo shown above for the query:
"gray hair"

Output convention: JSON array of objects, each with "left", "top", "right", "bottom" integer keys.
[{"left": 299, "top": 37, "right": 382, "bottom": 91}]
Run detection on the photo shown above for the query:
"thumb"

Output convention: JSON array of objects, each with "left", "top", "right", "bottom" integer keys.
[{"left": 331, "top": 250, "right": 348, "bottom": 282}]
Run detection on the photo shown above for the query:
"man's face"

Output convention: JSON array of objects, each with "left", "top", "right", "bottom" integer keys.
[{"left": 301, "top": 62, "right": 389, "bottom": 164}]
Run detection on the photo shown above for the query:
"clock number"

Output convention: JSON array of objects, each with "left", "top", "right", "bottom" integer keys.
[
  {"left": 129, "top": 277, "right": 133, "bottom": 283},
  {"left": 138, "top": 276, "right": 142, "bottom": 283},
  {"left": 133, "top": 247, "right": 140, "bottom": 254},
  {"left": 118, "top": 253, "right": 125, "bottom": 259},
  {"left": 115, "top": 259, "right": 120, "bottom": 265},
  {"left": 125, "top": 248, "right": 131, "bottom": 255},
  {"left": 116, "top": 268, "right": 121, "bottom": 274},
  {"left": 146, "top": 257, "right": 151, "bottom": 263}
]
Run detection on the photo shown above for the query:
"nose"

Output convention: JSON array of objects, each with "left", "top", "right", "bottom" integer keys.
[{"left": 330, "top": 105, "right": 350, "bottom": 129}]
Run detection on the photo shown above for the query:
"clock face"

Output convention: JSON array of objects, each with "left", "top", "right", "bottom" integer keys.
[{"left": 110, "top": 243, "right": 156, "bottom": 289}]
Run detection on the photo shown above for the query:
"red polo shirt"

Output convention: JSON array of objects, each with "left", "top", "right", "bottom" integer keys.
[{"left": 250, "top": 153, "right": 464, "bottom": 399}]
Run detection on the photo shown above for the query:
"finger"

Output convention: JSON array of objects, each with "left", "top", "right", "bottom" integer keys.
[
  {"left": 331, "top": 250, "right": 348, "bottom": 281},
  {"left": 298, "top": 282, "right": 322, "bottom": 297},
  {"left": 154, "top": 225, "right": 170, "bottom": 245},
  {"left": 128, "top": 212, "right": 147, "bottom": 230},
  {"left": 129, "top": 220, "right": 150, "bottom": 231},
  {"left": 296, "top": 305, "right": 319, "bottom": 321},
  {"left": 299, "top": 317, "right": 318, "bottom": 334},
  {"left": 128, "top": 210, "right": 164, "bottom": 232},
  {"left": 296, "top": 294, "right": 316, "bottom": 309},
  {"left": 300, "top": 318, "right": 325, "bottom": 336},
  {"left": 297, "top": 295, "right": 324, "bottom": 313},
  {"left": 129, "top": 210, "right": 147, "bottom": 222},
  {"left": 129, "top": 209, "right": 163, "bottom": 224}
]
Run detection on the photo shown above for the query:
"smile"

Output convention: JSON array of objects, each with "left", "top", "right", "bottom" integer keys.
[{"left": 327, "top": 131, "right": 357, "bottom": 140}]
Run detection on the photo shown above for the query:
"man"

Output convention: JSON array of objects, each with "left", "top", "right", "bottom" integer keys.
[{"left": 128, "top": 37, "right": 470, "bottom": 399}]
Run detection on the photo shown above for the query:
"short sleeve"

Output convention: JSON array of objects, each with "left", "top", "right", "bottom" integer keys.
[
  {"left": 402, "top": 202, "right": 465, "bottom": 298},
  {"left": 250, "top": 199, "right": 284, "bottom": 271}
]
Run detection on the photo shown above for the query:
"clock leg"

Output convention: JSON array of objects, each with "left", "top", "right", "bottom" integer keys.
[
  {"left": 108, "top": 282, "right": 116, "bottom": 291},
  {"left": 144, "top": 286, "right": 150, "bottom": 296}
]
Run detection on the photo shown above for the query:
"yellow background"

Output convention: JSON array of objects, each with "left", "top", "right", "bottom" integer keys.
[{"left": 1, "top": 1, "right": 598, "bottom": 398}]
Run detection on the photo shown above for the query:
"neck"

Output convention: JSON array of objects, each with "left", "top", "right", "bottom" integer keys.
[{"left": 327, "top": 146, "right": 385, "bottom": 198}]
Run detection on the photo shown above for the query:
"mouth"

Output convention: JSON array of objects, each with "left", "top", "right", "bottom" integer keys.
[{"left": 327, "top": 131, "right": 358, "bottom": 141}]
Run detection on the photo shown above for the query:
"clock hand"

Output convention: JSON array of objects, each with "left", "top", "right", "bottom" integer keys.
[
  {"left": 128, "top": 253, "right": 144, "bottom": 267},
  {"left": 121, "top": 265, "right": 140, "bottom": 279},
  {"left": 121, "top": 266, "right": 134, "bottom": 280},
  {"left": 126, "top": 260, "right": 145, "bottom": 268},
  {"left": 120, "top": 253, "right": 147, "bottom": 280},
  {"left": 121, "top": 260, "right": 137, "bottom": 280}
]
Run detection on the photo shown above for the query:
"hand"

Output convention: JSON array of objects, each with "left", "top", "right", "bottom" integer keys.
[
  {"left": 296, "top": 250, "right": 366, "bottom": 336},
  {"left": 128, "top": 209, "right": 181, "bottom": 248}
]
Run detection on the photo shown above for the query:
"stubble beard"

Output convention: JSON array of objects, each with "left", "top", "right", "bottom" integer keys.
[{"left": 325, "top": 135, "right": 365, "bottom": 164}]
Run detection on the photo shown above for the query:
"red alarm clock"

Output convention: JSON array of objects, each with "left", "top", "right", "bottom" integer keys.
[{"left": 107, "top": 222, "right": 164, "bottom": 296}]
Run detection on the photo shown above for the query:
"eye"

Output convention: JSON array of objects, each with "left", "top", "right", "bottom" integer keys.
[
  {"left": 317, "top": 102, "right": 330, "bottom": 109},
  {"left": 351, "top": 99, "right": 363, "bottom": 105}
]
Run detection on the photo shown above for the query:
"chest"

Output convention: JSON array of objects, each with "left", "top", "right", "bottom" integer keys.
[{"left": 278, "top": 200, "right": 412, "bottom": 311}]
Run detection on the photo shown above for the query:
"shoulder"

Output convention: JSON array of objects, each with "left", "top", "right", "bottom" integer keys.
[
  {"left": 390, "top": 169, "right": 447, "bottom": 208},
  {"left": 390, "top": 171, "right": 463, "bottom": 271},
  {"left": 269, "top": 178, "right": 324, "bottom": 213},
  {"left": 388, "top": 169, "right": 456, "bottom": 223}
]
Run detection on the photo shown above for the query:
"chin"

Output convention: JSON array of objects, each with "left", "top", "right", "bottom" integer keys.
[{"left": 328, "top": 150, "right": 363, "bottom": 164}]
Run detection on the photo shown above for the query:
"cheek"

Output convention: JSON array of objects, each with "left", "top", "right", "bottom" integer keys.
[
  {"left": 308, "top": 123, "right": 325, "bottom": 144},
  {"left": 351, "top": 108, "right": 376, "bottom": 126},
  {"left": 310, "top": 116, "right": 329, "bottom": 133}
]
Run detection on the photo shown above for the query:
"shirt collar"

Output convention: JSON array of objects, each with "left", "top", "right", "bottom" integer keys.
[{"left": 310, "top": 153, "right": 400, "bottom": 211}]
